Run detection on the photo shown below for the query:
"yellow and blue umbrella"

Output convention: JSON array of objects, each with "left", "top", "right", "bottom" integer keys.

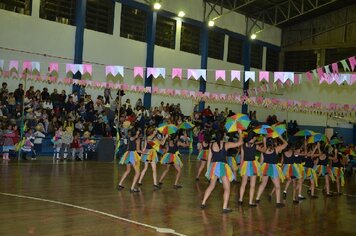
[{"left": 225, "top": 113, "right": 251, "bottom": 133}]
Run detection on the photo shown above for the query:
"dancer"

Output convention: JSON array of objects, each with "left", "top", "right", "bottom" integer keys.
[
  {"left": 138, "top": 127, "right": 167, "bottom": 189},
  {"left": 158, "top": 132, "right": 189, "bottom": 189},
  {"left": 201, "top": 129, "right": 243, "bottom": 213},
  {"left": 118, "top": 128, "right": 142, "bottom": 192},
  {"left": 331, "top": 147, "right": 345, "bottom": 195},
  {"left": 294, "top": 141, "right": 307, "bottom": 201},
  {"left": 304, "top": 143, "right": 319, "bottom": 198},
  {"left": 239, "top": 132, "right": 264, "bottom": 207},
  {"left": 256, "top": 136, "right": 287, "bottom": 208},
  {"left": 315, "top": 144, "right": 335, "bottom": 196},
  {"left": 2, "top": 124, "right": 15, "bottom": 161},
  {"left": 226, "top": 135, "right": 239, "bottom": 181},
  {"left": 196, "top": 132, "right": 210, "bottom": 181}
]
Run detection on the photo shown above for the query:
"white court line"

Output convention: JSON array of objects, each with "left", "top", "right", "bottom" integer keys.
[
  {"left": 0, "top": 192, "right": 186, "bottom": 236},
  {"left": 302, "top": 184, "right": 356, "bottom": 198}
]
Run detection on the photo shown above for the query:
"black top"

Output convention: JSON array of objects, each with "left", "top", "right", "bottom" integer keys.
[
  {"left": 319, "top": 154, "right": 329, "bottom": 166},
  {"left": 294, "top": 155, "right": 304, "bottom": 164},
  {"left": 227, "top": 148, "right": 237, "bottom": 157},
  {"left": 264, "top": 150, "right": 278, "bottom": 164},
  {"left": 211, "top": 143, "right": 227, "bottom": 163},
  {"left": 243, "top": 144, "right": 256, "bottom": 161},
  {"left": 332, "top": 156, "right": 343, "bottom": 168},
  {"left": 127, "top": 138, "right": 137, "bottom": 151},
  {"left": 202, "top": 142, "right": 209, "bottom": 150},
  {"left": 283, "top": 153, "right": 295, "bottom": 164},
  {"left": 304, "top": 156, "right": 315, "bottom": 168},
  {"left": 168, "top": 143, "right": 179, "bottom": 154}
]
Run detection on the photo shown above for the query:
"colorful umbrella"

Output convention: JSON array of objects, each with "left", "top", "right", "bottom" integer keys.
[
  {"left": 340, "top": 148, "right": 356, "bottom": 156},
  {"left": 294, "top": 130, "right": 316, "bottom": 137},
  {"left": 266, "top": 131, "right": 281, "bottom": 138},
  {"left": 330, "top": 138, "right": 343, "bottom": 146},
  {"left": 271, "top": 122, "right": 286, "bottom": 136},
  {"left": 224, "top": 113, "right": 251, "bottom": 133},
  {"left": 253, "top": 125, "right": 274, "bottom": 135},
  {"left": 179, "top": 122, "right": 195, "bottom": 130},
  {"left": 157, "top": 123, "right": 178, "bottom": 135},
  {"left": 307, "top": 133, "right": 328, "bottom": 143}
]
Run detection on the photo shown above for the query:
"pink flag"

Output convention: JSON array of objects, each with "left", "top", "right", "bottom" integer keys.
[
  {"left": 23, "top": 61, "right": 32, "bottom": 72},
  {"left": 348, "top": 56, "right": 356, "bottom": 71},
  {"left": 319, "top": 74, "right": 330, "bottom": 84},
  {"left": 9, "top": 60, "right": 18, "bottom": 71},
  {"left": 66, "top": 64, "right": 76, "bottom": 74},
  {"left": 331, "top": 63, "right": 339, "bottom": 74},
  {"left": 174, "top": 89, "right": 181, "bottom": 95},
  {"left": 259, "top": 71, "right": 269, "bottom": 82},
  {"left": 231, "top": 70, "right": 241, "bottom": 81},
  {"left": 83, "top": 64, "right": 92, "bottom": 75},
  {"left": 274, "top": 72, "right": 284, "bottom": 82},
  {"left": 215, "top": 70, "right": 226, "bottom": 81},
  {"left": 294, "top": 74, "right": 301, "bottom": 84},
  {"left": 105, "top": 65, "right": 124, "bottom": 77},
  {"left": 172, "top": 68, "right": 182, "bottom": 80},
  {"left": 138, "top": 86, "right": 145, "bottom": 92},
  {"left": 144, "top": 87, "right": 152, "bottom": 93},
  {"left": 351, "top": 74, "right": 356, "bottom": 85},
  {"left": 134, "top": 67, "right": 144, "bottom": 78},
  {"left": 130, "top": 85, "right": 138, "bottom": 91},
  {"left": 317, "top": 68, "right": 324, "bottom": 77},
  {"left": 152, "top": 87, "right": 159, "bottom": 94},
  {"left": 305, "top": 71, "right": 313, "bottom": 81},
  {"left": 49, "top": 63, "right": 59, "bottom": 73},
  {"left": 187, "top": 69, "right": 206, "bottom": 80}
]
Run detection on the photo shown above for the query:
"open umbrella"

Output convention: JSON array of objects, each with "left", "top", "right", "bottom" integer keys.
[
  {"left": 330, "top": 138, "right": 343, "bottom": 146},
  {"left": 294, "top": 129, "right": 316, "bottom": 137},
  {"left": 224, "top": 113, "right": 251, "bottom": 133},
  {"left": 157, "top": 123, "right": 178, "bottom": 135},
  {"left": 340, "top": 148, "right": 356, "bottom": 156},
  {"left": 179, "top": 122, "right": 195, "bottom": 130},
  {"left": 271, "top": 122, "right": 286, "bottom": 136},
  {"left": 266, "top": 131, "right": 281, "bottom": 138},
  {"left": 307, "top": 133, "right": 328, "bottom": 143},
  {"left": 253, "top": 125, "right": 274, "bottom": 135}
]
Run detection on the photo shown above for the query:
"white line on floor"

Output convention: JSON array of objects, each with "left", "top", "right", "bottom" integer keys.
[{"left": 0, "top": 192, "right": 186, "bottom": 236}]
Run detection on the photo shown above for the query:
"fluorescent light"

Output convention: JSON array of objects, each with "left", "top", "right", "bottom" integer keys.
[
  {"left": 178, "top": 11, "right": 185, "bottom": 17},
  {"left": 153, "top": 2, "right": 161, "bottom": 10},
  {"left": 208, "top": 20, "right": 215, "bottom": 27},
  {"left": 250, "top": 33, "right": 257, "bottom": 40}
]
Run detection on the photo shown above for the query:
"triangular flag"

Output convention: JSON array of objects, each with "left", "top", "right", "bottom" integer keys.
[
  {"left": 244, "top": 71, "right": 255, "bottom": 82},
  {"left": 319, "top": 73, "right": 330, "bottom": 84},
  {"left": 187, "top": 69, "right": 206, "bottom": 80},
  {"left": 231, "top": 70, "right": 240, "bottom": 81},
  {"left": 105, "top": 65, "right": 124, "bottom": 77},
  {"left": 332, "top": 63, "right": 339, "bottom": 74},
  {"left": 284, "top": 72, "right": 294, "bottom": 83},
  {"left": 339, "top": 74, "right": 351, "bottom": 84},
  {"left": 9, "top": 60, "right": 19, "bottom": 71},
  {"left": 312, "top": 69, "right": 318, "bottom": 79},
  {"left": 324, "top": 65, "right": 331, "bottom": 74},
  {"left": 317, "top": 68, "right": 324, "bottom": 77},
  {"left": 31, "top": 62, "right": 40, "bottom": 72},
  {"left": 274, "top": 72, "right": 284, "bottom": 82},
  {"left": 49, "top": 63, "right": 59, "bottom": 73},
  {"left": 348, "top": 56, "right": 356, "bottom": 71},
  {"left": 341, "top": 60, "right": 350, "bottom": 72},
  {"left": 306, "top": 71, "right": 313, "bottom": 81},
  {"left": 215, "top": 70, "right": 226, "bottom": 81},
  {"left": 147, "top": 67, "right": 166, "bottom": 79},
  {"left": 294, "top": 74, "right": 302, "bottom": 84},
  {"left": 134, "top": 67, "right": 144, "bottom": 78},
  {"left": 351, "top": 74, "right": 356, "bottom": 85},
  {"left": 83, "top": 64, "right": 92, "bottom": 75},
  {"left": 259, "top": 71, "right": 269, "bottom": 82},
  {"left": 172, "top": 68, "right": 182, "bottom": 80}
]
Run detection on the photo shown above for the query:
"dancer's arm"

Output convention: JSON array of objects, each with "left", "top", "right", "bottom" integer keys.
[
  {"left": 275, "top": 136, "right": 288, "bottom": 154},
  {"left": 225, "top": 129, "right": 243, "bottom": 149}
]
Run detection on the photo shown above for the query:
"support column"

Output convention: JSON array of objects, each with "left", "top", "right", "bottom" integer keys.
[
  {"left": 143, "top": 11, "right": 157, "bottom": 109},
  {"left": 199, "top": 25, "right": 209, "bottom": 112},
  {"left": 73, "top": 0, "right": 87, "bottom": 95},
  {"left": 31, "top": 0, "right": 40, "bottom": 18},
  {"left": 242, "top": 39, "right": 251, "bottom": 114},
  {"left": 113, "top": 2, "right": 122, "bottom": 36}
]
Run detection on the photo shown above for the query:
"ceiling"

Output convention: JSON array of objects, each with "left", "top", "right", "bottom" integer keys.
[{"left": 205, "top": 0, "right": 356, "bottom": 27}]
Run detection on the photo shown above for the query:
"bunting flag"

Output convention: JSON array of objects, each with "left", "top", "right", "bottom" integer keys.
[
  {"left": 32, "top": 62, "right": 41, "bottom": 72},
  {"left": 9, "top": 60, "right": 19, "bottom": 71},
  {"left": 231, "top": 70, "right": 241, "bottom": 81},
  {"left": 172, "top": 68, "right": 182, "bottom": 80},
  {"left": 348, "top": 56, "right": 356, "bottom": 71},
  {"left": 284, "top": 72, "right": 294, "bottom": 83},
  {"left": 294, "top": 74, "right": 302, "bottom": 84},
  {"left": 147, "top": 67, "right": 166, "bottom": 79},
  {"left": 244, "top": 71, "right": 255, "bottom": 82},
  {"left": 187, "top": 69, "right": 206, "bottom": 80},
  {"left": 317, "top": 68, "right": 324, "bottom": 77},
  {"left": 105, "top": 65, "right": 124, "bottom": 77},
  {"left": 66, "top": 64, "right": 90, "bottom": 75},
  {"left": 49, "top": 63, "right": 59, "bottom": 73},
  {"left": 331, "top": 63, "right": 339, "bottom": 74},
  {"left": 305, "top": 71, "right": 313, "bottom": 81},
  {"left": 324, "top": 65, "right": 331, "bottom": 74},
  {"left": 215, "top": 70, "right": 226, "bottom": 81},
  {"left": 351, "top": 74, "right": 356, "bottom": 85},
  {"left": 341, "top": 59, "right": 350, "bottom": 72},
  {"left": 274, "top": 72, "right": 284, "bottom": 82},
  {"left": 134, "top": 67, "right": 144, "bottom": 79},
  {"left": 312, "top": 69, "right": 318, "bottom": 79},
  {"left": 83, "top": 64, "right": 92, "bottom": 75},
  {"left": 319, "top": 73, "right": 330, "bottom": 84},
  {"left": 259, "top": 71, "right": 269, "bottom": 82},
  {"left": 339, "top": 74, "right": 351, "bottom": 85}
]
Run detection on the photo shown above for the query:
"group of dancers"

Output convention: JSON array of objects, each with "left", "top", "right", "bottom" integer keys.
[{"left": 117, "top": 124, "right": 347, "bottom": 213}]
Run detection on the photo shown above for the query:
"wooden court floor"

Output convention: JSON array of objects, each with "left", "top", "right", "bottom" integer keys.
[{"left": 1, "top": 157, "right": 356, "bottom": 236}]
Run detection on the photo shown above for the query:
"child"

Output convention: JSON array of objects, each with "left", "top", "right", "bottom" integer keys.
[
  {"left": 61, "top": 127, "right": 73, "bottom": 161},
  {"left": 21, "top": 132, "right": 34, "bottom": 160},
  {"left": 71, "top": 132, "right": 83, "bottom": 161},
  {"left": 2, "top": 124, "right": 15, "bottom": 161},
  {"left": 52, "top": 126, "right": 63, "bottom": 160},
  {"left": 33, "top": 125, "right": 46, "bottom": 160}
]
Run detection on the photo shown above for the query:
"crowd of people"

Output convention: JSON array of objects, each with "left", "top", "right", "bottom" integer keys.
[{"left": 1, "top": 81, "right": 355, "bottom": 214}]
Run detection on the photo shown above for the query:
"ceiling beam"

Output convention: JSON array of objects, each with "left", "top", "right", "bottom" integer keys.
[{"left": 203, "top": 0, "right": 258, "bottom": 21}]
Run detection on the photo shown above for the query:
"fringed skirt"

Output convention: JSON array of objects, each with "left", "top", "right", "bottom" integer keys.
[
  {"left": 119, "top": 151, "right": 141, "bottom": 169},
  {"left": 227, "top": 156, "right": 238, "bottom": 171},
  {"left": 197, "top": 150, "right": 209, "bottom": 161},
  {"left": 205, "top": 162, "right": 235, "bottom": 182},
  {"left": 304, "top": 167, "right": 318, "bottom": 187},
  {"left": 283, "top": 163, "right": 301, "bottom": 179},
  {"left": 160, "top": 152, "right": 183, "bottom": 167},
  {"left": 141, "top": 149, "right": 158, "bottom": 163},
  {"left": 260, "top": 163, "right": 285, "bottom": 182},
  {"left": 235, "top": 154, "right": 241, "bottom": 164},
  {"left": 240, "top": 160, "right": 261, "bottom": 177},
  {"left": 332, "top": 167, "right": 345, "bottom": 187},
  {"left": 316, "top": 165, "right": 335, "bottom": 181}
]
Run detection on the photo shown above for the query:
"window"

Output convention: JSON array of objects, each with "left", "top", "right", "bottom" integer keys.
[
  {"left": 86, "top": 0, "right": 114, "bottom": 34},
  {"left": 120, "top": 4, "right": 147, "bottom": 42},
  {"left": 284, "top": 50, "right": 317, "bottom": 72},
  {"left": 208, "top": 30, "right": 224, "bottom": 60},
  {"left": 0, "top": 0, "right": 32, "bottom": 15},
  {"left": 250, "top": 43, "right": 263, "bottom": 69},
  {"left": 227, "top": 37, "right": 243, "bottom": 64},
  {"left": 180, "top": 22, "right": 200, "bottom": 55},
  {"left": 266, "top": 48, "right": 279, "bottom": 71},
  {"left": 40, "top": 0, "right": 76, "bottom": 25},
  {"left": 155, "top": 15, "right": 176, "bottom": 49}
]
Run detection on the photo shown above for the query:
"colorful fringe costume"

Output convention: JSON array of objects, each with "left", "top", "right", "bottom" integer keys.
[
  {"left": 197, "top": 150, "right": 209, "bottom": 161},
  {"left": 316, "top": 165, "right": 335, "bottom": 182},
  {"left": 304, "top": 167, "right": 319, "bottom": 187},
  {"left": 120, "top": 151, "right": 141, "bottom": 169},
  {"left": 160, "top": 151, "right": 183, "bottom": 167},
  {"left": 332, "top": 167, "right": 345, "bottom": 187},
  {"left": 141, "top": 149, "right": 159, "bottom": 163},
  {"left": 260, "top": 163, "right": 285, "bottom": 182},
  {"left": 240, "top": 160, "right": 261, "bottom": 176},
  {"left": 205, "top": 162, "right": 235, "bottom": 182},
  {"left": 227, "top": 156, "right": 238, "bottom": 171},
  {"left": 283, "top": 163, "right": 302, "bottom": 179}
]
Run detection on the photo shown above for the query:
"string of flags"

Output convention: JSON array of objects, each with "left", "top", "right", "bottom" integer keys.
[{"left": 0, "top": 56, "right": 355, "bottom": 85}]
